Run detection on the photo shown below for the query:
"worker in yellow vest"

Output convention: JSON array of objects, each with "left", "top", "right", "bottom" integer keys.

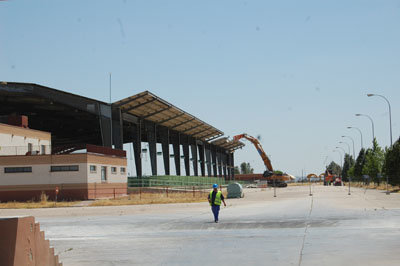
[{"left": 208, "top": 184, "right": 226, "bottom": 223}]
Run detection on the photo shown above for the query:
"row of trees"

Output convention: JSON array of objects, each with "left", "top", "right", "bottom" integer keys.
[
  {"left": 233, "top": 162, "right": 254, "bottom": 175},
  {"left": 327, "top": 137, "right": 400, "bottom": 185}
]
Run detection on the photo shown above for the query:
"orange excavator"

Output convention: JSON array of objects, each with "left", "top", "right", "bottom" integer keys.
[{"left": 233, "top": 133, "right": 289, "bottom": 187}]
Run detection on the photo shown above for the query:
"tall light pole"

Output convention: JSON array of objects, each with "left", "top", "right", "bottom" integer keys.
[
  {"left": 347, "top": 126, "right": 363, "bottom": 150},
  {"left": 367, "top": 94, "right": 392, "bottom": 146},
  {"left": 338, "top": 144, "right": 351, "bottom": 195},
  {"left": 367, "top": 93, "right": 392, "bottom": 195},
  {"left": 109, "top": 72, "right": 113, "bottom": 148},
  {"left": 342, "top": 135, "right": 355, "bottom": 159},
  {"left": 355, "top": 113, "right": 375, "bottom": 144},
  {"left": 339, "top": 141, "right": 351, "bottom": 156}
]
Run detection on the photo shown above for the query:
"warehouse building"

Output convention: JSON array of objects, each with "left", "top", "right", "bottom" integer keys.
[{"left": 0, "top": 82, "right": 244, "bottom": 201}]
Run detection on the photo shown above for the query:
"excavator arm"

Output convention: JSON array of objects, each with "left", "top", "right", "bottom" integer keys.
[{"left": 233, "top": 133, "right": 274, "bottom": 177}]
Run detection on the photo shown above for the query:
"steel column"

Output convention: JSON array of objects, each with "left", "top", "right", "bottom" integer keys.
[
  {"left": 217, "top": 151, "right": 223, "bottom": 178},
  {"left": 112, "top": 107, "right": 123, "bottom": 149},
  {"left": 231, "top": 153, "right": 235, "bottom": 180},
  {"left": 182, "top": 135, "right": 190, "bottom": 176},
  {"left": 211, "top": 145, "right": 218, "bottom": 177},
  {"left": 171, "top": 132, "right": 181, "bottom": 176},
  {"left": 160, "top": 127, "right": 170, "bottom": 175},
  {"left": 205, "top": 144, "right": 212, "bottom": 177},
  {"left": 131, "top": 121, "right": 142, "bottom": 177},
  {"left": 190, "top": 138, "right": 198, "bottom": 176},
  {"left": 198, "top": 144, "right": 206, "bottom": 177},
  {"left": 223, "top": 153, "right": 227, "bottom": 180},
  {"left": 145, "top": 121, "right": 157, "bottom": 176},
  {"left": 227, "top": 153, "right": 232, "bottom": 180}
]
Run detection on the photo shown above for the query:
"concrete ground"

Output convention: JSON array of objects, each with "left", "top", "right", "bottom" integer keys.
[{"left": 1, "top": 185, "right": 400, "bottom": 266}]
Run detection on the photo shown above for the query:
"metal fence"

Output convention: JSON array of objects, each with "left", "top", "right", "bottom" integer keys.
[
  {"left": 127, "top": 176, "right": 251, "bottom": 190},
  {"left": 128, "top": 175, "right": 229, "bottom": 188}
]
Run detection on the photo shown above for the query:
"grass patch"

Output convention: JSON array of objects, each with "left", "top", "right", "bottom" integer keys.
[
  {"left": 350, "top": 182, "right": 400, "bottom": 192},
  {"left": 0, "top": 191, "right": 80, "bottom": 209},
  {"left": 0, "top": 201, "right": 80, "bottom": 209},
  {"left": 90, "top": 191, "right": 211, "bottom": 207}
]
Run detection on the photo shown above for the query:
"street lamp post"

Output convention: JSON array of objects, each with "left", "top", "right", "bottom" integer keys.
[
  {"left": 342, "top": 135, "right": 355, "bottom": 159},
  {"left": 339, "top": 141, "right": 351, "bottom": 156},
  {"left": 367, "top": 94, "right": 392, "bottom": 146},
  {"left": 367, "top": 93, "right": 392, "bottom": 195},
  {"left": 347, "top": 126, "right": 363, "bottom": 150},
  {"left": 355, "top": 113, "right": 375, "bottom": 144}
]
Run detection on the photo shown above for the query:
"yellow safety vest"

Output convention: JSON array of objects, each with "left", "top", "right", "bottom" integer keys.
[{"left": 209, "top": 190, "right": 222, "bottom": 206}]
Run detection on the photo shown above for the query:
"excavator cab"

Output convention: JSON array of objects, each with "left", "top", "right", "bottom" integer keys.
[{"left": 263, "top": 170, "right": 273, "bottom": 178}]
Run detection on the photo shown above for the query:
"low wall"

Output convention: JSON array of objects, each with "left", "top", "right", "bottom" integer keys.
[
  {"left": 0, "top": 183, "right": 127, "bottom": 202},
  {"left": 0, "top": 216, "right": 62, "bottom": 266}
]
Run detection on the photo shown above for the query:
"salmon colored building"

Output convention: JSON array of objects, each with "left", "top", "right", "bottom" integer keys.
[{"left": 0, "top": 122, "right": 127, "bottom": 201}]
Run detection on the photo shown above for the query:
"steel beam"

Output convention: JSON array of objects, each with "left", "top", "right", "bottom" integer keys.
[
  {"left": 156, "top": 112, "right": 185, "bottom": 125},
  {"left": 115, "top": 92, "right": 148, "bottom": 108},
  {"left": 170, "top": 118, "right": 195, "bottom": 129},
  {"left": 181, "top": 123, "right": 202, "bottom": 134},
  {"left": 206, "top": 134, "right": 223, "bottom": 142},
  {"left": 142, "top": 106, "right": 171, "bottom": 119},
  {"left": 123, "top": 98, "right": 157, "bottom": 112},
  {"left": 191, "top": 127, "right": 211, "bottom": 137}
]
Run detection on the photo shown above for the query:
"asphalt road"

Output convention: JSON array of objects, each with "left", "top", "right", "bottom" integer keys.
[{"left": 2, "top": 185, "right": 400, "bottom": 266}]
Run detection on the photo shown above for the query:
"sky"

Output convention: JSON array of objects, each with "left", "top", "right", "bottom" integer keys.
[{"left": 1, "top": 0, "right": 399, "bottom": 177}]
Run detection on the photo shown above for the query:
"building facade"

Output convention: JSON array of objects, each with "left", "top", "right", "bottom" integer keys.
[{"left": 0, "top": 122, "right": 127, "bottom": 201}]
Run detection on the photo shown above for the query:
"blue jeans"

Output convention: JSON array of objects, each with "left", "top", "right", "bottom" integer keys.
[{"left": 211, "top": 205, "right": 220, "bottom": 222}]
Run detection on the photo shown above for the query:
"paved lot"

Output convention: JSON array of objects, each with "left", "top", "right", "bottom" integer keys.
[{"left": 1, "top": 185, "right": 400, "bottom": 266}]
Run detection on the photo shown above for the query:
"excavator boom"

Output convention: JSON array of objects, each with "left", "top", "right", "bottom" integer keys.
[{"left": 233, "top": 133, "right": 273, "bottom": 177}]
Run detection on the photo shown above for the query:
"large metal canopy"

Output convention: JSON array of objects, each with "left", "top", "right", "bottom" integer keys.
[
  {"left": 114, "top": 91, "right": 224, "bottom": 142},
  {"left": 211, "top": 137, "right": 245, "bottom": 152}
]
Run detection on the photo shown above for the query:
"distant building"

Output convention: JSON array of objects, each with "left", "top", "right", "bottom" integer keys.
[{"left": 0, "top": 118, "right": 127, "bottom": 202}]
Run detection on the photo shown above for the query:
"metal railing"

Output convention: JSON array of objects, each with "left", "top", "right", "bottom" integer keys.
[{"left": 0, "top": 145, "right": 52, "bottom": 156}]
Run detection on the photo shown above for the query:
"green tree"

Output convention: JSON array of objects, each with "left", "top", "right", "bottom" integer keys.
[
  {"left": 385, "top": 137, "right": 400, "bottom": 186},
  {"left": 362, "top": 138, "right": 385, "bottom": 185},
  {"left": 341, "top": 154, "right": 355, "bottom": 181},
  {"left": 353, "top": 148, "right": 366, "bottom": 181},
  {"left": 240, "top": 162, "right": 254, "bottom": 174},
  {"left": 326, "top": 161, "right": 342, "bottom": 176},
  {"left": 234, "top": 166, "right": 240, "bottom": 174}
]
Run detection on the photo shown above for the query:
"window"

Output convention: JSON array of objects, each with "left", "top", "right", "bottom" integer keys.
[
  {"left": 90, "top": 165, "right": 97, "bottom": 172},
  {"left": 120, "top": 167, "right": 126, "bottom": 174},
  {"left": 28, "top": 143, "right": 33, "bottom": 152},
  {"left": 5, "top": 167, "right": 32, "bottom": 173},
  {"left": 111, "top": 167, "right": 117, "bottom": 174},
  {"left": 51, "top": 165, "right": 79, "bottom": 172}
]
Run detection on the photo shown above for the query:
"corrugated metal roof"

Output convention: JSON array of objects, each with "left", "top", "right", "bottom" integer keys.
[{"left": 114, "top": 91, "right": 224, "bottom": 141}]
